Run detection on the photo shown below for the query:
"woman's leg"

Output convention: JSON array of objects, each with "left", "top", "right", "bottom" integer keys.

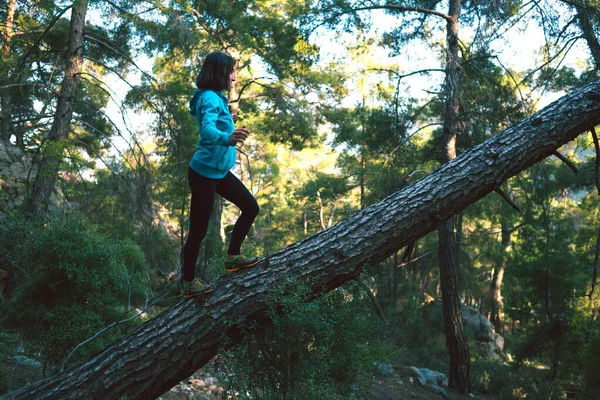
[
  {"left": 216, "top": 172, "right": 259, "bottom": 256},
  {"left": 182, "top": 167, "right": 217, "bottom": 282}
]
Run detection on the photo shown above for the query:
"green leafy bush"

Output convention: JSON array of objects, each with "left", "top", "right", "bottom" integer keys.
[
  {"left": 389, "top": 299, "right": 449, "bottom": 373},
  {"left": 217, "top": 281, "right": 395, "bottom": 399},
  {"left": 470, "top": 359, "right": 518, "bottom": 398},
  {"left": 581, "top": 327, "right": 600, "bottom": 397},
  {"left": 0, "top": 331, "right": 34, "bottom": 394},
  {"left": 0, "top": 215, "right": 149, "bottom": 370}
]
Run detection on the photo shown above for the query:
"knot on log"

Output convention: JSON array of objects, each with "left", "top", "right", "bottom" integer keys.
[
  {"left": 585, "top": 92, "right": 600, "bottom": 103},
  {"left": 530, "top": 117, "right": 543, "bottom": 127}
]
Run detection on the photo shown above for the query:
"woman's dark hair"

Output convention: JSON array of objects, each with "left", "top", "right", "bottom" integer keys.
[{"left": 195, "top": 51, "right": 235, "bottom": 90}]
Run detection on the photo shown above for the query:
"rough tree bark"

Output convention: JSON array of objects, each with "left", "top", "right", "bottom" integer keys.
[
  {"left": 1, "top": 0, "right": 16, "bottom": 58},
  {"left": 6, "top": 79, "right": 600, "bottom": 400},
  {"left": 489, "top": 218, "right": 511, "bottom": 337},
  {"left": 574, "top": 3, "right": 600, "bottom": 69},
  {"left": 437, "top": 0, "right": 471, "bottom": 392},
  {"left": 0, "top": 0, "right": 17, "bottom": 143},
  {"left": 26, "top": 0, "right": 88, "bottom": 215}
]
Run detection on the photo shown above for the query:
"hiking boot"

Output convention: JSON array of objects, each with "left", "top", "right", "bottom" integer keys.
[
  {"left": 224, "top": 255, "right": 260, "bottom": 273},
  {"left": 181, "top": 277, "right": 214, "bottom": 298}
]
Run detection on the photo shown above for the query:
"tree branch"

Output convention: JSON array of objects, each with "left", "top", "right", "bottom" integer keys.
[
  {"left": 60, "top": 280, "right": 179, "bottom": 373},
  {"left": 494, "top": 188, "right": 523, "bottom": 214},
  {"left": 551, "top": 150, "right": 578, "bottom": 173},
  {"left": 398, "top": 249, "right": 437, "bottom": 268},
  {"left": 364, "top": 67, "right": 446, "bottom": 80},
  {"left": 356, "top": 279, "right": 390, "bottom": 326},
  {"left": 337, "top": 4, "right": 451, "bottom": 23},
  {"left": 17, "top": 6, "right": 71, "bottom": 72},
  {"left": 519, "top": 35, "right": 582, "bottom": 87}
]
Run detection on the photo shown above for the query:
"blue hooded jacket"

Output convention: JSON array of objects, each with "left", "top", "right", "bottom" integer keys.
[{"left": 189, "top": 88, "right": 236, "bottom": 179}]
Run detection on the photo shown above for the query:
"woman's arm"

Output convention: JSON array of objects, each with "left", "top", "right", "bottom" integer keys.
[{"left": 199, "top": 92, "right": 233, "bottom": 146}]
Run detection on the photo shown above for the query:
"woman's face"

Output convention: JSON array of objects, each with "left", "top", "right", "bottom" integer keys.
[{"left": 229, "top": 72, "right": 236, "bottom": 88}]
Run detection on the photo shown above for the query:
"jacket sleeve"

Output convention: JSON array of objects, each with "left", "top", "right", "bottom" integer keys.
[{"left": 198, "top": 92, "right": 232, "bottom": 146}]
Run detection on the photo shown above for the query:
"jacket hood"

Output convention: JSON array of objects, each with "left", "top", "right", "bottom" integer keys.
[
  {"left": 189, "top": 88, "right": 227, "bottom": 116},
  {"left": 189, "top": 89, "right": 204, "bottom": 116}
]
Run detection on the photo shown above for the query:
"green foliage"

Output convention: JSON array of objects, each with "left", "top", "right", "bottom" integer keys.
[
  {"left": 0, "top": 215, "right": 148, "bottom": 368},
  {"left": 470, "top": 360, "right": 513, "bottom": 396},
  {"left": 0, "top": 331, "right": 33, "bottom": 395},
  {"left": 470, "top": 358, "right": 565, "bottom": 399},
  {"left": 0, "top": 0, "right": 132, "bottom": 149},
  {"left": 69, "top": 163, "right": 181, "bottom": 277},
  {"left": 218, "top": 283, "right": 395, "bottom": 399},
  {"left": 388, "top": 297, "right": 450, "bottom": 373},
  {"left": 581, "top": 322, "right": 600, "bottom": 397},
  {"left": 3, "top": 0, "right": 600, "bottom": 396}
]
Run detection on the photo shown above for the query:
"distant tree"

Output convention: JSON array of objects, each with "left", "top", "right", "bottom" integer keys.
[{"left": 27, "top": 0, "right": 90, "bottom": 215}]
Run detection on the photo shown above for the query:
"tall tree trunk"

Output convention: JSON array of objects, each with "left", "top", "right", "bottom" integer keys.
[
  {"left": 489, "top": 211, "right": 511, "bottom": 337},
  {"left": 438, "top": 0, "right": 470, "bottom": 393},
  {"left": 5, "top": 79, "right": 600, "bottom": 400},
  {"left": 1, "top": 0, "right": 16, "bottom": 58},
  {"left": 26, "top": 0, "right": 89, "bottom": 215},
  {"left": 391, "top": 251, "right": 399, "bottom": 306},
  {"left": 0, "top": 0, "right": 17, "bottom": 142},
  {"left": 360, "top": 103, "right": 367, "bottom": 210},
  {"left": 574, "top": 3, "right": 600, "bottom": 69}
]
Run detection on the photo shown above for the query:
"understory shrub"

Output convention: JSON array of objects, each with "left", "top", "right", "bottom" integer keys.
[
  {"left": 217, "top": 281, "right": 395, "bottom": 399},
  {"left": 389, "top": 299, "right": 449, "bottom": 373},
  {"left": 0, "top": 214, "right": 149, "bottom": 377}
]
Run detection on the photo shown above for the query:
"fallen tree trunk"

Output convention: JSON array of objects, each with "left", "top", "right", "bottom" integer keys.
[{"left": 7, "top": 79, "right": 600, "bottom": 399}]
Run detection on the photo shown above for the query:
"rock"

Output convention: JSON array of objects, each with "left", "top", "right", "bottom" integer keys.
[
  {"left": 64, "top": 201, "right": 80, "bottom": 210},
  {"left": 477, "top": 341, "right": 500, "bottom": 360},
  {"left": 0, "top": 178, "right": 17, "bottom": 193},
  {"left": 495, "top": 333, "right": 505, "bottom": 351},
  {"left": 208, "top": 385, "right": 217, "bottom": 390},
  {"left": 205, "top": 377, "right": 214, "bottom": 385},
  {"left": 461, "top": 305, "right": 494, "bottom": 342},
  {"left": 418, "top": 368, "right": 448, "bottom": 387},
  {"left": 408, "top": 366, "right": 427, "bottom": 385},
  {"left": 0, "top": 141, "right": 37, "bottom": 213},
  {"left": 190, "top": 379, "right": 206, "bottom": 388},
  {"left": 427, "top": 302, "right": 505, "bottom": 359},
  {"left": 374, "top": 361, "right": 394, "bottom": 375},
  {"left": 11, "top": 355, "right": 41, "bottom": 369},
  {"left": 426, "top": 383, "right": 449, "bottom": 398},
  {"left": 426, "top": 301, "right": 497, "bottom": 343}
]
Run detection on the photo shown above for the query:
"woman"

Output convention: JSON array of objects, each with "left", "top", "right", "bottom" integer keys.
[{"left": 182, "top": 51, "right": 259, "bottom": 298}]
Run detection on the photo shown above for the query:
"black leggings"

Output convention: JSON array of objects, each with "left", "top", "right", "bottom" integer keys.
[{"left": 183, "top": 167, "right": 259, "bottom": 281}]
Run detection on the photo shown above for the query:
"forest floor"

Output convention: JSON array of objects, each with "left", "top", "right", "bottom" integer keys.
[
  {"left": 159, "top": 362, "right": 496, "bottom": 400},
  {"left": 368, "top": 364, "right": 493, "bottom": 400}
]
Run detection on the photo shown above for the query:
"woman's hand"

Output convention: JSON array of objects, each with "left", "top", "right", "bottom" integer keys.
[{"left": 229, "top": 126, "right": 250, "bottom": 145}]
